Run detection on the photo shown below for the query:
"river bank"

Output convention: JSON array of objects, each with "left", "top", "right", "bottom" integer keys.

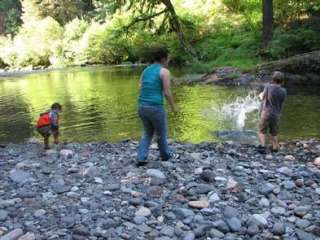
[
  {"left": 0, "top": 63, "right": 147, "bottom": 79},
  {"left": 0, "top": 139, "right": 319, "bottom": 240}
]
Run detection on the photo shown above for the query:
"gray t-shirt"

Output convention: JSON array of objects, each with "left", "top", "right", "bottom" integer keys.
[{"left": 261, "top": 84, "right": 287, "bottom": 119}]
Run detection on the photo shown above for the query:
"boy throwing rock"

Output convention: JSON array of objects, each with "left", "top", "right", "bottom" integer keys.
[{"left": 258, "top": 71, "right": 287, "bottom": 154}]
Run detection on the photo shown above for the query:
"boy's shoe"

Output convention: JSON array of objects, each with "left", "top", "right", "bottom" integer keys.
[
  {"left": 257, "top": 145, "right": 267, "bottom": 154},
  {"left": 271, "top": 148, "right": 279, "bottom": 153},
  {"left": 136, "top": 160, "right": 148, "bottom": 167}
]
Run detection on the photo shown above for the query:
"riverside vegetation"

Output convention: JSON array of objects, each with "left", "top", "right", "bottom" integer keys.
[{"left": 0, "top": 0, "right": 319, "bottom": 73}]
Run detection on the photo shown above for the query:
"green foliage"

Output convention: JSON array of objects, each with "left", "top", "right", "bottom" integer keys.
[
  {"left": 0, "top": 0, "right": 21, "bottom": 35},
  {"left": 21, "top": 0, "right": 94, "bottom": 25},
  {"left": 274, "top": 0, "right": 320, "bottom": 25},
  {"left": 267, "top": 28, "right": 320, "bottom": 59},
  {"left": 0, "top": 17, "right": 63, "bottom": 67},
  {"left": 0, "top": 0, "right": 319, "bottom": 70}
]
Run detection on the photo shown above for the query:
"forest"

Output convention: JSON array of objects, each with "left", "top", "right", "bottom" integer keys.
[{"left": 0, "top": 0, "right": 319, "bottom": 72}]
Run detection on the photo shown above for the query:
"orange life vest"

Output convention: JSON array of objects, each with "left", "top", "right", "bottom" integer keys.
[{"left": 36, "top": 112, "right": 51, "bottom": 128}]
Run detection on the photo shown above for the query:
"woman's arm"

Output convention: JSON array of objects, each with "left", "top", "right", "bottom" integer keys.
[{"left": 161, "top": 68, "right": 178, "bottom": 113}]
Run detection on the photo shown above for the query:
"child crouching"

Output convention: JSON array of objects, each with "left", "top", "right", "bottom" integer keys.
[{"left": 36, "top": 103, "right": 62, "bottom": 149}]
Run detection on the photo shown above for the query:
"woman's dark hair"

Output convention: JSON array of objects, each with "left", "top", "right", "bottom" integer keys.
[
  {"left": 51, "top": 102, "right": 62, "bottom": 111},
  {"left": 152, "top": 47, "right": 169, "bottom": 62}
]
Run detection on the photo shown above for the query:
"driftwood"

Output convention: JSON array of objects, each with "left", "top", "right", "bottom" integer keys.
[{"left": 257, "top": 51, "right": 320, "bottom": 86}]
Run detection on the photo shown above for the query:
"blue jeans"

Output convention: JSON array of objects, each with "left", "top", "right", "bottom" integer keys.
[{"left": 137, "top": 105, "right": 172, "bottom": 161}]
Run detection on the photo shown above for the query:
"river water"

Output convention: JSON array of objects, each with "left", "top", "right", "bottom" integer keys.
[{"left": 0, "top": 66, "right": 319, "bottom": 143}]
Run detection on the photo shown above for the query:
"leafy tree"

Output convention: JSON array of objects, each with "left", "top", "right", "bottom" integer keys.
[
  {"left": 99, "top": 0, "right": 199, "bottom": 59},
  {"left": 0, "top": 0, "right": 21, "bottom": 35},
  {"left": 21, "top": 0, "right": 94, "bottom": 25},
  {"left": 274, "top": 0, "right": 320, "bottom": 25}
]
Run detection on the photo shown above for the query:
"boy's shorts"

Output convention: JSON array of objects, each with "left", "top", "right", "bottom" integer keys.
[
  {"left": 259, "top": 117, "right": 279, "bottom": 136},
  {"left": 37, "top": 126, "right": 58, "bottom": 137}
]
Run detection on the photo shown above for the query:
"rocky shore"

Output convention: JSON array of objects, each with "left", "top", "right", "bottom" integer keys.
[{"left": 0, "top": 139, "right": 320, "bottom": 240}]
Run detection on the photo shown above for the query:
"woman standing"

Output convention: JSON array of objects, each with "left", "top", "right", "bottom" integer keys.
[{"left": 137, "top": 47, "right": 179, "bottom": 166}]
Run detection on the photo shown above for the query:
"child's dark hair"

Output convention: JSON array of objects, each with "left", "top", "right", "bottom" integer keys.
[
  {"left": 272, "top": 71, "right": 284, "bottom": 84},
  {"left": 152, "top": 47, "right": 169, "bottom": 62},
  {"left": 51, "top": 102, "right": 62, "bottom": 111}
]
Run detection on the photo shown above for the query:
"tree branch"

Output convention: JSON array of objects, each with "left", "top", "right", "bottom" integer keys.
[{"left": 123, "top": 8, "right": 168, "bottom": 31}]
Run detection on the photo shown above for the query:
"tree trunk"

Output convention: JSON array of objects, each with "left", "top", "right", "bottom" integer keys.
[
  {"left": 0, "top": 13, "right": 5, "bottom": 35},
  {"left": 262, "top": 0, "right": 273, "bottom": 47},
  {"left": 160, "top": 0, "right": 199, "bottom": 60}
]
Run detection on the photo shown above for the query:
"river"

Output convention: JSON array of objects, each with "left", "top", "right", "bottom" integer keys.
[{"left": 0, "top": 66, "right": 319, "bottom": 143}]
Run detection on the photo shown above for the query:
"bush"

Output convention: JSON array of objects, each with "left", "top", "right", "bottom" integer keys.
[
  {"left": 267, "top": 28, "right": 320, "bottom": 59},
  {"left": 196, "top": 30, "right": 260, "bottom": 70},
  {"left": 76, "top": 21, "right": 128, "bottom": 64},
  {"left": 0, "top": 17, "right": 63, "bottom": 68},
  {"left": 62, "top": 18, "right": 90, "bottom": 63}
]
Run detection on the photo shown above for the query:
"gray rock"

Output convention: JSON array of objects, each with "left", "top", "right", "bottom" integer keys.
[
  {"left": 214, "top": 220, "right": 230, "bottom": 233},
  {"left": 146, "top": 169, "right": 166, "bottom": 179},
  {"left": 136, "top": 224, "right": 152, "bottom": 233},
  {"left": 59, "top": 149, "right": 74, "bottom": 159},
  {"left": 247, "top": 224, "right": 260, "bottom": 236},
  {"left": 17, "top": 233, "right": 36, "bottom": 240},
  {"left": 0, "top": 228, "right": 23, "bottom": 240},
  {"left": 194, "top": 225, "right": 211, "bottom": 238},
  {"left": 277, "top": 167, "right": 293, "bottom": 176},
  {"left": 105, "top": 183, "right": 120, "bottom": 191},
  {"left": 200, "top": 170, "right": 215, "bottom": 182},
  {"left": 82, "top": 166, "right": 98, "bottom": 177},
  {"left": 94, "top": 177, "right": 103, "bottom": 184},
  {"left": 172, "top": 208, "right": 194, "bottom": 220},
  {"left": 283, "top": 180, "right": 296, "bottom": 190},
  {"left": 259, "top": 198, "right": 270, "bottom": 207},
  {"left": 0, "top": 209, "right": 9, "bottom": 221},
  {"left": 226, "top": 217, "right": 241, "bottom": 232},
  {"left": 223, "top": 206, "right": 239, "bottom": 218},
  {"left": 183, "top": 232, "right": 195, "bottom": 240},
  {"left": 129, "top": 198, "right": 143, "bottom": 206},
  {"left": 34, "top": 209, "right": 46, "bottom": 218},
  {"left": 73, "top": 225, "right": 90, "bottom": 236},
  {"left": 296, "top": 229, "right": 314, "bottom": 240},
  {"left": 0, "top": 199, "right": 16, "bottom": 208},
  {"left": 258, "top": 183, "right": 274, "bottom": 195},
  {"left": 194, "top": 184, "right": 214, "bottom": 194},
  {"left": 295, "top": 219, "right": 311, "bottom": 229},
  {"left": 51, "top": 179, "right": 70, "bottom": 194},
  {"left": 135, "top": 207, "right": 151, "bottom": 217},
  {"left": 154, "top": 237, "right": 171, "bottom": 240},
  {"left": 209, "top": 228, "right": 225, "bottom": 238},
  {"left": 209, "top": 192, "right": 220, "bottom": 203},
  {"left": 294, "top": 206, "right": 311, "bottom": 217},
  {"left": 252, "top": 214, "right": 268, "bottom": 227},
  {"left": 160, "top": 226, "right": 174, "bottom": 237},
  {"left": 133, "top": 215, "right": 145, "bottom": 225},
  {"left": 272, "top": 222, "right": 286, "bottom": 235},
  {"left": 9, "top": 170, "right": 32, "bottom": 184},
  {"left": 271, "top": 207, "right": 286, "bottom": 215}
]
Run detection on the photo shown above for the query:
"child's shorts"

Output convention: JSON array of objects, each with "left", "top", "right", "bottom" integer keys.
[
  {"left": 259, "top": 117, "right": 279, "bottom": 136},
  {"left": 37, "top": 126, "right": 58, "bottom": 137}
]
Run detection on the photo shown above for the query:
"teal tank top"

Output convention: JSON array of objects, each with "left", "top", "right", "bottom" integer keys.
[{"left": 139, "top": 64, "right": 163, "bottom": 106}]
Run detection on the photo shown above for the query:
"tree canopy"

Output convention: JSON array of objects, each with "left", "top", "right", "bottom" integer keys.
[{"left": 0, "top": 0, "right": 319, "bottom": 70}]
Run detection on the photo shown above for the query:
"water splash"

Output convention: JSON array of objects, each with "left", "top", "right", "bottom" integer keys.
[{"left": 218, "top": 91, "right": 260, "bottom": 130}]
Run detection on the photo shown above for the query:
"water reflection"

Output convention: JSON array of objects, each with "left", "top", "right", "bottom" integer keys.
[{"left": 0, "top": 66, "right": 319, "bottom": 143}]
